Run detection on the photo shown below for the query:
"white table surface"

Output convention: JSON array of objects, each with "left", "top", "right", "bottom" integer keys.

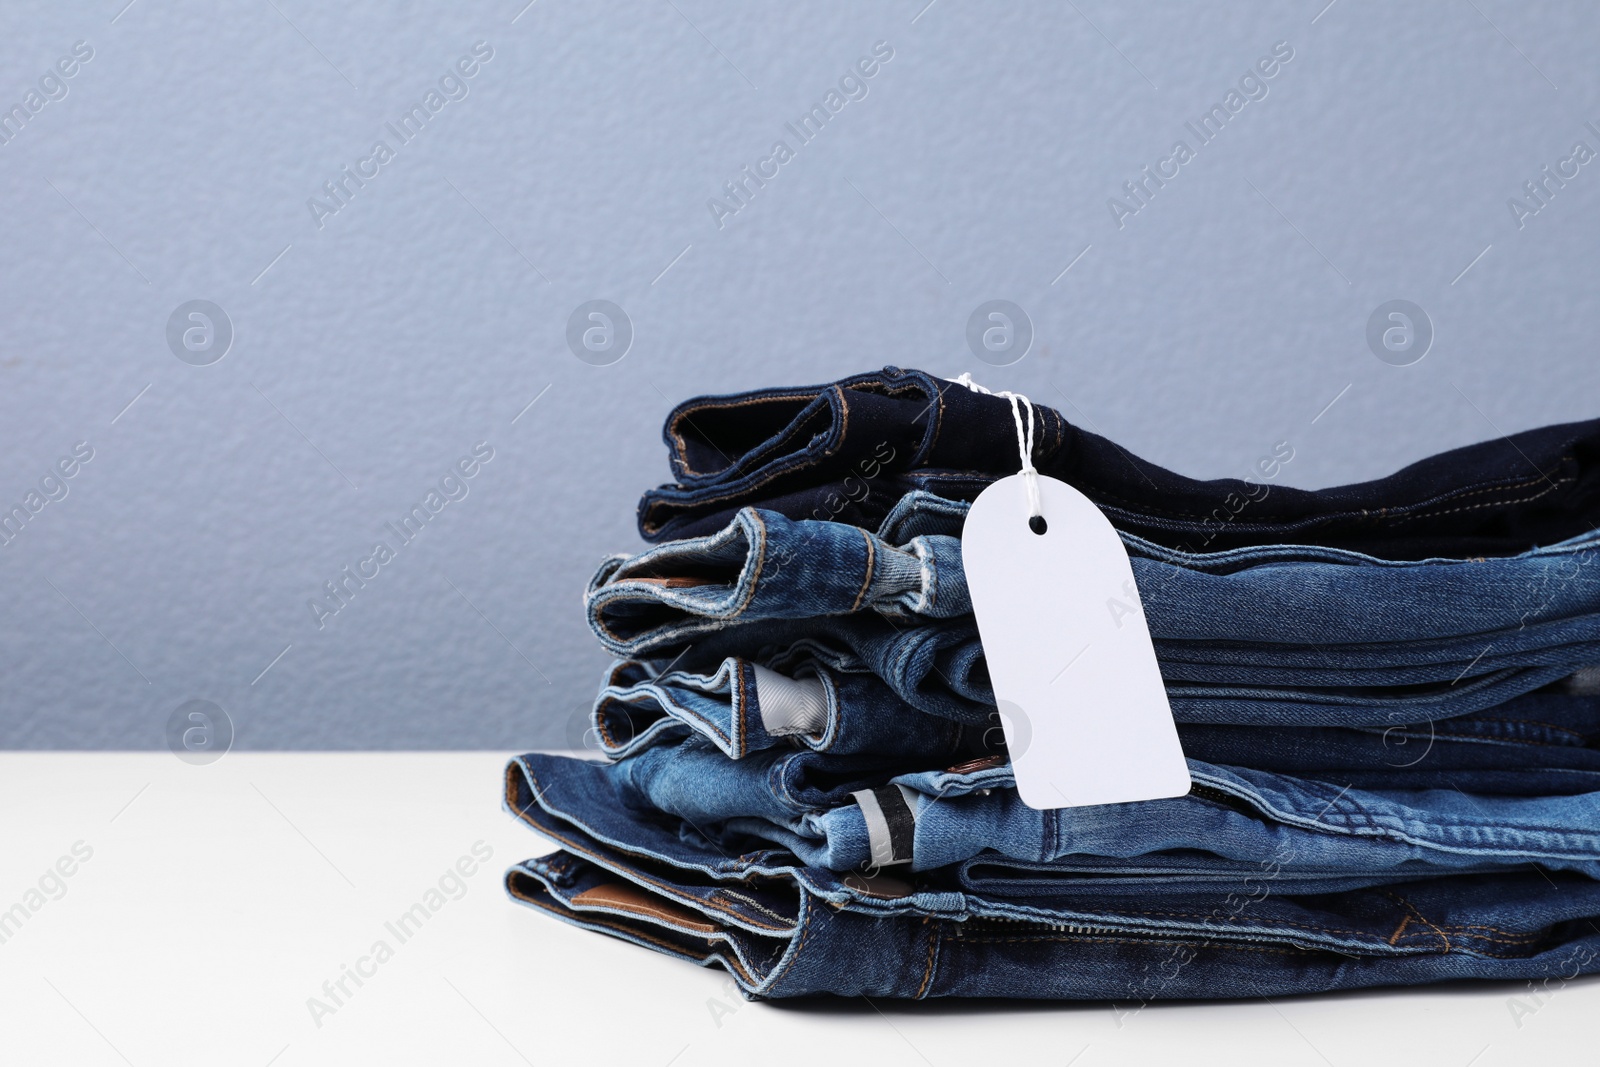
[{"left": 0, "top": 752, "right": 1591, "bottom": 1066}]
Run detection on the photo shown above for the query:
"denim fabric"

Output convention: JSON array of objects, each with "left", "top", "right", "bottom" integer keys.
[
  {"left": 593, "top": 652, "right": 1600, "bottom": 796},
  {"left": 599, "top": 499, "right": 1600, "bottom": 665},
  {"left": 641, "top": 613, "right": 1584, "bottom": 728},
  {"left": 506, "top": 750, "right": 1600, "bottom": 881},
  {"left": 505, "top": 759, "right": 1600, "bottom": 1000},
  {"left": 639, "top": 367, "right": 1600, "bottom": 560},
  {"left": 1180, "top": 689, "right": 1600, "bottom": 796},
  {"left": 587, "top": 506, "right": 968, "bottom": 654},
  {"left": 591, "top": 497, "right": 1600, "bottom": 726},
  {"left": 590, "top": 656, "right": 997, "bottom": 763},
  {"left": 955, "top": 852, "right": 1461, "bottom": 899}
]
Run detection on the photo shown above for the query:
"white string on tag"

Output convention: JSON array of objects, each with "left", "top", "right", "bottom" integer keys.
[{"left": 947, "top": 373, "right": 1044, "bottom": 532}]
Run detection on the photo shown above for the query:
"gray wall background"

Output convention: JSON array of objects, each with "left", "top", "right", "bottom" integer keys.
[{"left": 2, "top": 0, "right": 1597, "bottom": 749}]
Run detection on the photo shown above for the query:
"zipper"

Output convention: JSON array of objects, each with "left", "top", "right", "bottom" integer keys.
[
  {"left": 956, "top": 914, "right": 1127, "bottom": 937},
  {"left": 954, "top": 912, "right": 1296, "bottom": 947}
]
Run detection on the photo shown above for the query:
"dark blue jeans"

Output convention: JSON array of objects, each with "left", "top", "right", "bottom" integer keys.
[
  {"left": 505, "top": 757, "right": 1600, "bottom": 1001},
  {"left": 638, "top": 367, "right": 1600, "bottom": 560}
]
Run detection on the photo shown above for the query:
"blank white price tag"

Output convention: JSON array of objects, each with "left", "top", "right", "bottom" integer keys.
[{"left": 962, "top": 472, "right": 1190, "bottom": 809}]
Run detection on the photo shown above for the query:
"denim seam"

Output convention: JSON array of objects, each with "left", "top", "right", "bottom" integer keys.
[
  {"left": 944, "top": 933, "right": 1315, "bottom": 956},
  {"left": 1305, "top": 785, "right": 1600, "bottom": 842},
  {"left": 1385, "top": 917, "right": 1540, "bottom": 948},
  {"left": 912, "top": 537, "right": 936, "bottom": 614},
  {"left": 678, "top": 670, "right": 737, "bottom": 750},
  {"left": 1424, "top": 733, "right": 1585, "bottom": 750},
  {"left": 1444, "top": 717, "right": 1588, "bottom": 743},
  {"left": 850, "top": 528, "right": 876, "bottom": 613},
  {"left": 667, "top": 699, "right": 720, "bottom": 750},
  {"left": 817, "top": 667, "right": 844, "bottom": 751},
  {"left": 1371, "top": 474, "right": 1578, "bottom": 526},
  {"left": 714, "top": 889, "right": 793, "bottom": 926},
  {"left": 833, "top": 387, "right": 852, "bottom": 465},
  {"left": 1441, "top": 924, "right": 1544, "bottom": 940},
  {"left": 735, "top": 660, "right": 751, "bottom": 760},
  {"left": 915, "top": 917, "right": 939, "bottom": 999},
  {"left": 918, "top": 379, "right": 947, "bottom": 469},
  {"left": 667, "top": 389, "right": 838, "bottom": 480},
  {"left": 1197, "top": 771, "right": 1600, "bottom": 853},
  {"left": 641, "top": 461, "right": 811, "bottom": 535},
  {"left": 763, "top": 890, "right": 819, "bottom": 994},
  {"left": 960, "top": 905, "right": 1555, "bottom": 951},
  {"left": 1335, "top": 785, "right": 1380, "bottom": 834},
  {"left": 592, "top": 698, "right": 619, "bottom": 751},
  {"left": 600, "top": 688, "right": 732, "bottom": 752},
  {"left": 1379, "top": 890, "right": 1451, "bottom": 952},
  {"left": 1082, "top": 469, "right": 1572, "bottom": 526},
  {"left": 744, "top": 512, "right": 770, "bottom": 618},
  {"left": 1102, "top": 908, "right": 1410, "bottom": 944},
  {"left": 644, "top": 375, "right": 935, "bottom": 532}
]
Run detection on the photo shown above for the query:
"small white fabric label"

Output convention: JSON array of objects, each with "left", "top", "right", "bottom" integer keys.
[
  {"left": 750, "top": 664, "right": 828, "bottom": 736},
  {"left": 962, "top": 473, "right": 1190, "bottom": 809}
]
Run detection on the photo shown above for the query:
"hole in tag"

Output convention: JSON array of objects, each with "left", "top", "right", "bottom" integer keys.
[{"left": 1028, "top": 515, "right": 1048, "bottom": 536}]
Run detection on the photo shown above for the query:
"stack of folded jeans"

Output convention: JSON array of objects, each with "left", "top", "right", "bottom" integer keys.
[{"left": 505, "top": 367, "right": 1600, "bottom": 1001}]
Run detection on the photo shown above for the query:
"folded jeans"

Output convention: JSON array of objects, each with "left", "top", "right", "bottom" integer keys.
[{"left": 639, "top": 367, "right": 1600, "bottom": 561}]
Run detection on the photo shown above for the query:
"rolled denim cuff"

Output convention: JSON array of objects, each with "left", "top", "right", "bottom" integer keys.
[
  {"left": 591, "top": 655, "right": 985, "bottom": 763},
  {"left": 587, "top": 507, "right": 969, "bottom": 656}
]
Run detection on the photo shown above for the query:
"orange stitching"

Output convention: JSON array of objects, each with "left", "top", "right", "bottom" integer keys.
[
  {"left": 915, "top": 917, "right": 939, "bottom": 998},
  {"left": 1378, "top": 890, "right": 1451, "bottom": 953},
  {"left": 735, "top": 511, "right": 769, "bottom": 617},
  {"left": 850, "top": 528, "right": 876, "bottom": 613},
  {"left": 736, "top": 660, "right": 749, "bottom": 760},
  {"left": 667, "top": 391, "right": 826, "bottom": 478}
]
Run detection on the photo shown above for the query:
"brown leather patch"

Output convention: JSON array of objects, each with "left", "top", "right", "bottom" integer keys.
[
  {"left": 571, "top": 882, "right": 720, "bottom": 935},
  {"left": 944, "top": 754, "right": 1006, "bottom": 776}
]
